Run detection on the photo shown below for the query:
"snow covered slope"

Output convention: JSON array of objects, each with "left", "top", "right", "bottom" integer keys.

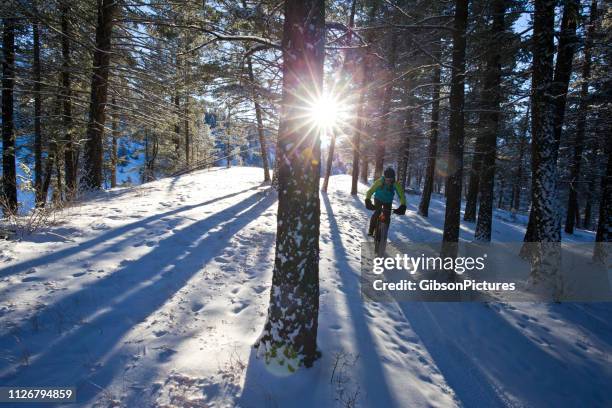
[{"left": 0, "top": 167, "right": 610, "bottom": 407}]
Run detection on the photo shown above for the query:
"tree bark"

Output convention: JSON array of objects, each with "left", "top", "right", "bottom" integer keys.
[
  {"left": 565, "top": 0, "right": 597, "bottom": 234},
  {"left": 398, "top": 111, "right": 412, "bottom": 191},
  {"left": 247, "top": 57, "right": 270, "bottom": 182},
  {"left": 33, "top": 13, "right": 44, "bottom": 206},
  {"left": 512, "top": 110, "right": 529, "bottom": 211},
  {"left": 360, "top": 154, "right": 369, "bottom": 184},
  {"left": 463, "top": 125, "right": 484, "bottom": 222},
  {"left": 256, "top": 0, "right": 325, "bottom": 369},
  {"left": 61, "top": 1, "right": 77, "bottom": 199},
  {"left": 523, "top": 0, "right": 579, "bottom": 243},
  {"left": 528, "top": 0, "right": 563, "bottom": 295},
  {"left": 82, "top": 0, "right": 117, "bottom": 190},
  {"left": 418, "top": 38, "right": 442, "bottom": 217},
  {"left": 322, "top": 133, "right": 335, "bottom": 193},
  {"left": 184, "top": 97, "right": 190, "bottom": 166},
  {"left": 474, "top": 0, "right": 505, "bottom": 242},
  {"left": 174, "top": 93, "right": 180, "bottom": 155},
  {"left": 110, "top": 96, "right": 118, "bottom": 188},
  {"left": 2, "top": 17, "right": 17, "bottom": 215},
  {"left": 347, "top": 0, "right": 363, "bottom": 195},
  {"left": 593, "top": 140, "right": 611, "bottom": 263},
  {"left": 373, "top": 20, "right": 398, "bottom": 179},
  {"left": 441, "top": 0, "right": 469, "bottom": 256}
]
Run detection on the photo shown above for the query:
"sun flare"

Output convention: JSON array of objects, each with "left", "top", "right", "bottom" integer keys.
[{"left": 306, "top": 93, "right": 349, "bottom": 143}]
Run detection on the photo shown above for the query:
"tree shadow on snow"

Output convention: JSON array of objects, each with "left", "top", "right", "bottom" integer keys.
[
  {"left": 0, "top": 187, "right": 276, "bottom": 406},
  {"left": 0, "top": 185, "right": 263, "bottom": 278}
]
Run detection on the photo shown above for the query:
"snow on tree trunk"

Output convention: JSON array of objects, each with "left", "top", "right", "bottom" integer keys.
[
  {"left": 474, "top": 0, "right": 505, "bottom": 242},
  {"left": 418, "top": 39, "right": 442, "bottom": 218},
  {"left": 565, "top": 0, "right": 597, "bottom": 234},
  {"left": 256, "top": 0, "right": 325, "bottom": 370},
  {"left": 441, "top": 0, "right": 469, "bottom": 256},
  {"left": 522, "top": 0, "right": 578, "bottom": 249},
  {"left": 82, "top": 0, "right": 117, "bottom": 190},
  {"left": 528, "top": 0, "right": 563, "bottom": 297}
]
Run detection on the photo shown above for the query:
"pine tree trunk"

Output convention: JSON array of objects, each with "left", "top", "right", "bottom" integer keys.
[
  {"left": 512, "top": 110, "right": 529, "bottom": 211},
  {"left": 360, "top": 156, "right": 369, "bottom": 184},
  {"left": 247, "top": 57, "right": 270, "bottom": 182},
  {"left": 463, "top": 127, "right": 484, "bottom": 222},
  {"left": 474, "top": 0, "right": 505, "bottom": 242},
  {"left": 418, "top": 39, "right": 442, "bottom": 217},
  {"left": 33, "top": 14, "right": 44, "bottom": 206},
  {"left": 528, "top": 0, "right": 562, "bottom": 295},
  {"left": 174, "top": 93, "right": 180, "bottom": 156},
  {"left": 110, "top": 96, "right": 118, "bottom": 188},
  {"left": 523, "top": 0, "right": 579, "bottom": 243},
  {"left": 82, "top": 0, "right": 117, "bottom": 190},
  {"left": 351, "top": 87, "right": 365, "bottom": 195},
  {"left": 61, "top": 1, "right": 77, "bottom": 199},
  {"left": 373, "top": 25, "right": 398, "bottom": 180},
  {"left": 593, "top": 142, "right": 611, "bottom": 263},
  {"left": 2, "top": 17, "right": 17, "bottom": 215},
  {"left": 398, "top": 111, "right": 412, "bottom": 191},
  {"left": 565, "top": 0, "right": 597, "bottom": 234},
  {"left": 184, "top": 96, "right": 190, "bottom": 166},
  {"left": 322, "top": 132, "right": 335, "bottom": 193},
  {"left": 350, "top": 0, "right": 374, "bottom": 195},
  {"left": 256, "top": 0, "right": 325, "bottom": 369},
  {"left": 441, "top": 0, "right": 469, "bottom": 256}
]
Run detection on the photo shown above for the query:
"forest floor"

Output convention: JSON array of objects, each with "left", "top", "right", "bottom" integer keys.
[{"left": 0, "top": 167, "right": 610, "bottom": 408}]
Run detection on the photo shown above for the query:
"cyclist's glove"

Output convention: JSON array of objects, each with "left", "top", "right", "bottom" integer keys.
[
  {"left": 365, "top": 198, "right": 375, "bottom": 210},
  {"left": 393, "top": 204, "right": 406, "bottom": 215}
]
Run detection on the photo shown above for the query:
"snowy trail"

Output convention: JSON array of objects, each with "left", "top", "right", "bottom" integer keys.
[{"left": 0, "top": 167, "right": 610, "bottom": 407}]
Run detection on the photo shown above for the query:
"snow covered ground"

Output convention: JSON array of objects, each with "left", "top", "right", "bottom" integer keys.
[{"left": 0, "top": 166, "right": 610, "bottom": 407}]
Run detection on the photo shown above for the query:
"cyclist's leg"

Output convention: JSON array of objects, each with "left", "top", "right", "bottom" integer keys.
[{"left": 368, "top": 199, "right": 383, "bottom": 235}]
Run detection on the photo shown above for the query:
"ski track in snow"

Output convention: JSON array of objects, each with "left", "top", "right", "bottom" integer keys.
[{"left": 0, "top": 167, "right": 610, "bottom": 408}]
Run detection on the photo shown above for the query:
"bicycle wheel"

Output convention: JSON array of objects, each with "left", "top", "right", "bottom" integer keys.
[{"left": 377, "top": 222, "right": 389, "bottom": 257}]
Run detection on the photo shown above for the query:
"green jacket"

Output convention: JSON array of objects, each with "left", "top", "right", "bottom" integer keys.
[{"left": 366, "top": 177, "right": 406, "bottom": 206}]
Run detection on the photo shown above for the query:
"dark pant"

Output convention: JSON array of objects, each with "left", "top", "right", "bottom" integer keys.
[{"left": 369, "top": 198, "right": 392, "bottom": 235}]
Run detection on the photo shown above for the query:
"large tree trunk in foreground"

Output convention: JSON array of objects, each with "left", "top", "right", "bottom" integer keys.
[
  {"left": 82, "top": 0, "right": 117, "bottom": 190},
  {"left": 474, "top": 0, "right": 505, "bottom": 242},
  {"left": 522, "top": 0, "right": 579, "bottom": 245},
  {"left": 418, "top": 39, "right": 442, "bottom": 217},
  {"left": 256, "top": 0, "right": 325, "bottom": 369},
  {"left": 441, "top": 0, "right": 469, "bottom": 256},
  {"left": 528, "top": 0, "right": 562, "bottom": 295},
  {"left": 565, "top": 0, "right": 597, "bottom": 234},
  {"left": 2, "top": 18, "right": 17, "bottom": 215}
]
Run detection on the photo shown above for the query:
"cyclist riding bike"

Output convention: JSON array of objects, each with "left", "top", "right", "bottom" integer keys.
[{"left": 365, "top": 167, "right": 407, "bottom": 237}]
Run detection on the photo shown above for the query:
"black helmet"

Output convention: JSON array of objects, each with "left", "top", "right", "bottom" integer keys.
[{"left": 384, "top": 167, "right": 395, "bottom": 179}]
